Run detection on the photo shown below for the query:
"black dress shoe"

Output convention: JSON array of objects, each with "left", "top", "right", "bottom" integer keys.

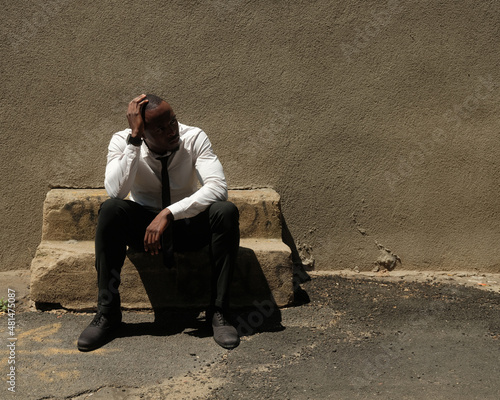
[
  {"left": 212, "top": 309, "right": 240, "bottom": 349},
  {"left": 77, "top": 311, "right": 122, "bottom": 352}
]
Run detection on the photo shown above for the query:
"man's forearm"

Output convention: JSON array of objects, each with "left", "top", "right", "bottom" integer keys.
[
  {"left": 104, "top": 144, "right": 141, "bottom": 198},
  {"left": 168, "top": 180, "right": 228, "bottom": 220}
]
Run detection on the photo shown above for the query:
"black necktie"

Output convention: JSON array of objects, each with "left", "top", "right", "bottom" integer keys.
[{"left": 158, "top": 155, "right": 174, "bottom": 268}]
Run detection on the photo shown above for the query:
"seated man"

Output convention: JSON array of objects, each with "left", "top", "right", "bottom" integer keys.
[{"left": 77, "top": 94, "right": 240, "bottom": 351}]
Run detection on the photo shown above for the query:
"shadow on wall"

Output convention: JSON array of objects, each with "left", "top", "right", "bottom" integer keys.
[{"left": 282, "top": 217, "right": 312, "bottom": 306}]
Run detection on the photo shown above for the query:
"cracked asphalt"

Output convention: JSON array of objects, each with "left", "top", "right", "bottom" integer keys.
[{"left": 1, "top": 271, "right": 500, "bottom": 399}]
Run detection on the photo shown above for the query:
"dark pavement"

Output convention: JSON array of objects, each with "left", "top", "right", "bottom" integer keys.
[{"left": 1, "top": 272, "right": 500, "bottom": 399}]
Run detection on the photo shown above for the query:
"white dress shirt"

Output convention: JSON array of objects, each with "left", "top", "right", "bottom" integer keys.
[{"left": 104, "top": 123, "right": 228, "bottom": 220}]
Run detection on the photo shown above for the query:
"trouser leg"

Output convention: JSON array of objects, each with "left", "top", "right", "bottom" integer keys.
[
  {"left": 208, "top": 201, "right": 240, "bottom": 309},
  {"left": 173, "top": 201, "right": 239, "bottom": 309},
  {"left": 96, "top": 198, "right": 239, "bottom": 313},
  {"left": 95, "top": 198, "right": 156, "bottom": 314}
]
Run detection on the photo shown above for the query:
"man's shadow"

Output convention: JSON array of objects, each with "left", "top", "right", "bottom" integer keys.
[
  {"left": 119, "top": 246, "right": 287, "bottom": 339},
  {"left": 117, "top": 216, "right": 311, "bottom": 340},
  {"left": 115, "top": 308, "right": 209, "bottom": 339}
]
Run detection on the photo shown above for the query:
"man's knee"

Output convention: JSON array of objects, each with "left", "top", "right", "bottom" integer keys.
[
  {"left": 209, "top": 201, "right": 239, "bottom": 228},
  {"left": 99, "top": 198, "right": 128, "bottom": 217},
  {"left": 96, "top": 198, "right": 132, "bottom": 230}
]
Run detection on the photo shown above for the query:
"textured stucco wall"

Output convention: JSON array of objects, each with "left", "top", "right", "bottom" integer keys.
[{"left": 1, "top": 0, "right": 500, "bottom": 272}]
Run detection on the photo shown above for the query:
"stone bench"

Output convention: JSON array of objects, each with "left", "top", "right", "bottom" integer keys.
[{"left": 30, "top": 189, "right": 294, "bottom": 311}]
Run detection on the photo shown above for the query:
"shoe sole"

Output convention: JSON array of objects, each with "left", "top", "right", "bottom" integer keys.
[
  {"left": 77, "top": 335, "right": 110, "bottom": 352},
  {"left": 77, "top": 323, "right": 121, "bottom": 352},
  {"left": 213, "top": 337, "right": 241, "bottom": 350}
]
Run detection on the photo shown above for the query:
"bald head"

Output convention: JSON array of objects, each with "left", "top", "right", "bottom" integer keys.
[{"left": 141, "top": 94, "right": 165, "bottom": 122}]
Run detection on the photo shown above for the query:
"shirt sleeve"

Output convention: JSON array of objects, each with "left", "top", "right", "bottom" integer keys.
[
  {"left": 104, "top": 130, "right": 142, "bottom": 199},
  {"left": 167, "top": 130, "right": 228, "bottom": 219}
]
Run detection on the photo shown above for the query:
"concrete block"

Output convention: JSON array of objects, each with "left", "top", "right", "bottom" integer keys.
[
  {"left": 41, "top": 188, "right": 283, "bottom": 241},
  {"left": 30, "top": 238, "right": 293, "bottom": 310},
  {"left": 41, "top": 189, "right": 109, "bottom": 241},
  {"left": 229, "top": 189, "right": 282, "bottom": 239}
]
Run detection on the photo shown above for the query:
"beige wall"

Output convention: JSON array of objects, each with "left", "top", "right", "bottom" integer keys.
[{"left": 1, "top": 0, "right": 500, "bottom": 272}]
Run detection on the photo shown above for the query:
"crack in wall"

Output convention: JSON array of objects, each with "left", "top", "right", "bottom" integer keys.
[{"left": 351, "top": 200, "right": 402, "bottom": 271}]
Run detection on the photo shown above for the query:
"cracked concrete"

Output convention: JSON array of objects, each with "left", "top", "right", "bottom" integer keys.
[{"left": 1, "top": 269, "right": 500, "bottom": 399}]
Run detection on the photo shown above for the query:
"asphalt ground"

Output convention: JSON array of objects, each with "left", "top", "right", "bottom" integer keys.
[{"left": 1, "top": 271, "right": 500, "bottom": 399}]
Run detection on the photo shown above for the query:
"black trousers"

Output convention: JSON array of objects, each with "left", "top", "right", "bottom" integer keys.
[{"left": 94, "top": 198, "right": 240, "bottom": 314}]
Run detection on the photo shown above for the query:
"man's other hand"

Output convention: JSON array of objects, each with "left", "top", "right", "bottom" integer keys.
[
  {"left": 127, "top": 94, "right": 148, "bottom": 138},
  {"left": 144, "top": 208, "right": 174, "bottom": 255}
]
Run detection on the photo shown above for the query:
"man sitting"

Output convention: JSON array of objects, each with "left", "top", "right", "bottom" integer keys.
[{"left": 77, "top": 94, "right": 240, "bottom": 351}]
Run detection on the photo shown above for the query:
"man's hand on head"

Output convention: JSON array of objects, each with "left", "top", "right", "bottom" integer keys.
[
  {"left": 144, "top": 208, "right": 174, "bottom": 255},
  {"left": 127, "top": 94, "right": 148, "bottom": 138}
]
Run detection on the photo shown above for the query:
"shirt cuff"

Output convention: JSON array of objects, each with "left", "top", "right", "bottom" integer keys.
[
  {"left": 125, "top": 143, "right": 142, "bottom": 153},
  {"left": 166, "top": 203, "right": 183, "bottom": 220}
]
